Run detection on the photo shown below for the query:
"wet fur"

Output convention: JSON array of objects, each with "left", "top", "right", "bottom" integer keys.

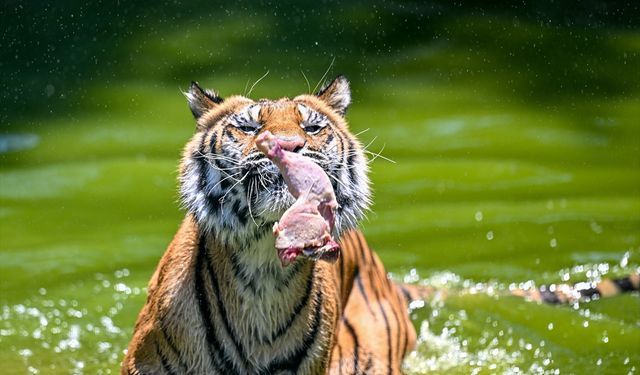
[{"left": 122, "top": 77, "right": 416, "bottom": 374}]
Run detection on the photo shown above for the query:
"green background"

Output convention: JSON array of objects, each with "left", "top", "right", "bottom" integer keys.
[{"left": 1, "top": 1, "right": 639, "bottom": 374}]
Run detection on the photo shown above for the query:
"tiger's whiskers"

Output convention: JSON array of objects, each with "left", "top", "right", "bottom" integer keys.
[
  {"left": 301, "top": 70, "right": 311, "bottom": 94},
  {"left": 246, "top": 71, "right": 270, "bottom": 97},
  {"left": 364, "top": 145, "right": 395, "bottom": 164},
  {"left": 219, "top": 171, "right": 250, "bottom": 208},
  {"left": 312, "top": 57, "right": 336, "bottom": 94},
  {"left": 246, "top": 179, "right": 260, "bottom": 227}
]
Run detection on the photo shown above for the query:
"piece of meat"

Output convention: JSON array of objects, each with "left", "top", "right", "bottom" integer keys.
[{"left": 255, "top": 131, "right": 340, "bottom": 266}]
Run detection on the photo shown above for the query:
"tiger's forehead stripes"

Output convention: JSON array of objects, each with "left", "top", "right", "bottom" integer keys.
[
  {"left": 257, "top": 100, "right": 304, "bottom": 128},
  {"left": 197, "top": 95, "right": 254, "bottom": 130},
  {"left": 294, "top": 94, "right": 350, "bottom": 130}
]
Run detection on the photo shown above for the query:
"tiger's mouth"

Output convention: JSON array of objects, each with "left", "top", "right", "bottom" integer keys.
[
  {"left": 244, "top": 170, "right": 294, "bottom": 221},
  {"left": 243, "top": 155, "right": 342, "bottom": 232}
]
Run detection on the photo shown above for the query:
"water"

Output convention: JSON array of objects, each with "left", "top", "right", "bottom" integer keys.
[{"left": 2, "top": 4, "right": 640, "bottom": 374}]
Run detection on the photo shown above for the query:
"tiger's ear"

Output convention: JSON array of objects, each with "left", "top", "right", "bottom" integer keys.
[
  {"left": 316, "top": 75, "right": 351, "bottom": 116},
  {"left": 185, "top": 81, "right": 224, "bottom": 119}
]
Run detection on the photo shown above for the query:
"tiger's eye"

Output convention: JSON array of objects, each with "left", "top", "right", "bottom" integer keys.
[
  {"left": 304, "top": 125, "right": 322, "bottom": 134},
  {"left": 238, "top": 125, "right": 258, "bottom": 134}
]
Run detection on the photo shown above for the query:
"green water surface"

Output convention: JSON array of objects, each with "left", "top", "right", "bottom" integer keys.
[{"left": 1, "top": 4, "right": 639, "bottom": 374}]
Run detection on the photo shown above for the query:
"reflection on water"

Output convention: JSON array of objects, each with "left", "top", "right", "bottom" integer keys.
[{"left": 0, "top": 134, "right": 39, "bottom": 154}]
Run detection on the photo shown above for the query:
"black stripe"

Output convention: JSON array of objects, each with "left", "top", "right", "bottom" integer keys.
[
  {"left": 334, "top": 129, "right": 347, "bottom": 187},
  {"left": 354, "top": 232, "right": 368, "bottom": 264},
  {"left": 339, "top": 238, "right": 348, "bottom": 298},
  {"left": 337, "top": 343, "right": 344, "bottom": 374},
  {"left": 219, "top": 171, "right": 232, "bottom": 191},
  {"left": 613, "top": 276, "right": 637, "bottom": 292},
  {"left": 374, "top": 255, "right": 405, "bottom": 368},
  {"left": 399, "top": 284, "right": 413, "bottom": 304},
  {"left": 158, "top": 319, "right": 189, "bottom": 374},
  {"left": 334, "top": 128, "right": 347, "bottom": 165},
  {"left": 196, "top": 134, "right": 210, "bottom": 193},
  {"left": 203, "top": 246, "right": 251, "bottom": 373},
  {"left": 346, "top": 139, "right": 358, "bottom": 185},
  {"left": 228, "top": 252, "right": 257, "bottom": 294},
  {"left": 388, "top": 293, "right": 405, "bottom": 362},
  {"left": 156, "top": 340, "right": 177, "bottom": 375},
  {"left": 208, "top": 127, "right": 219, "bottom": 155},
  {"left": 241, "top": 173, "right": 253, "bottom": 203},
  {"left": 277, "top": 259, "right": 305, "bottom": 292},
  {"left": 539, "top": 289, "right": 562, "bottom": 304},
  {"left": 223, "top": 128, "right": 237, "bottom": 143},
  {"left": 343, "top": 318, "right": 359, "bottom": 374},
  {"left": 355, "top": 271, "right": 376, "bottom": 317},
  {"left": 377, "top": 294, "right": 393, "bottom": 375},
  {"left": 264, "top": 286, "right": 324, "bottom": 374},
  {"left": 195, "top": 132, "right": 222, "bottom": 215},
  {"left": 357, "top": 235, "right": 393, "bottom": 375},
  {"left": 231, "top": 199, "right": 248, "bottom": 226},
  {"left": 397, "top": 287, "right": 411, "bottom": 359},
  {"left": 577, "top": 286, "right": 601, "bottom": 299},
  {"left": 338, "top": 131, "right": 350, "bottom": 189},
  {"left": 363, "top": 355, "right": 374, "bottom": 373},
  {"left": 260, "top": 266, "right": 315, "bottom": 345},
  {"left": 194, "top": 237, "right": 239, "bottom": 374},
  {"left": 326, "top": 132, "right": 334, "bottom": 144}
]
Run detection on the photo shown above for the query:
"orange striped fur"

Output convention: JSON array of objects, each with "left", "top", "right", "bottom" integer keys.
[{"left": 122, "top": 77, "right": 416, "bottom": 374}]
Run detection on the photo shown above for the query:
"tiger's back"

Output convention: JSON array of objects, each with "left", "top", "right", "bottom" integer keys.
[{"left": 330, "top": 230, "right": 417, "bottom": 374}]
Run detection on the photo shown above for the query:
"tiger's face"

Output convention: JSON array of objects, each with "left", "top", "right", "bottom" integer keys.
[{"left": 180, "top": 76, "right": 371, "bottom": 247}]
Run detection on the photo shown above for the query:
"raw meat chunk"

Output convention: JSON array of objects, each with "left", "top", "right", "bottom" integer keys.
[{"left": 255, "top": 131, "right": 340, "bottom": 266}]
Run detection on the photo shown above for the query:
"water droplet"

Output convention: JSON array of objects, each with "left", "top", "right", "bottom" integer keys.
[
  {"left": 620, "top": 251, "right": 630, "bottom": 268},
  {"left": 45, "top": 84, "right": 55, "bottom": 97},
  {"left": 486, "top": 231, "right": 494, "bottom": 240},
  {"left": 475, "top": 211, "right": 483, "bottom": 222},
  {"left": 549, "top": 238, "right": 557, "bottom": 248},
  {"left": 547, "top": 323, "right": 554, "bottom": 331}
]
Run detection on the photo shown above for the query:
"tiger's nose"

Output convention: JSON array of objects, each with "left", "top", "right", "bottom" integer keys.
[{"left": 275, "top": 135, "right": 305, "bottom": 153}]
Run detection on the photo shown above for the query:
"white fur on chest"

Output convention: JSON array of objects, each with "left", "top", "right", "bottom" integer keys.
[{"left": 221, "top": 234, "right": 320, "bottom": 366}]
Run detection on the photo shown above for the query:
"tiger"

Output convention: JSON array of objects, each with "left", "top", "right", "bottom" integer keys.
[
  {"left": 121, "top": 76, "right": 417, "bottom": 374},
  {"left": 510, "top": 273, "right": 639, "bottom": 304},
  {"left": 121, "top": 75, "right": 640, "bottom": 375}
]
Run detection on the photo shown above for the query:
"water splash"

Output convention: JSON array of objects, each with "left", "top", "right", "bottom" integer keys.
[
  {"left": 396, "top": 251, "right": 639, "bottom": 374},
  {"left": 0, "top": 268, "right": 143, "bottom": 373}
]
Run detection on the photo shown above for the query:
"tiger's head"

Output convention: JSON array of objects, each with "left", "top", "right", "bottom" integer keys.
[{"left": 179, "top": 76, "right": 371, "bottom": 248}]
